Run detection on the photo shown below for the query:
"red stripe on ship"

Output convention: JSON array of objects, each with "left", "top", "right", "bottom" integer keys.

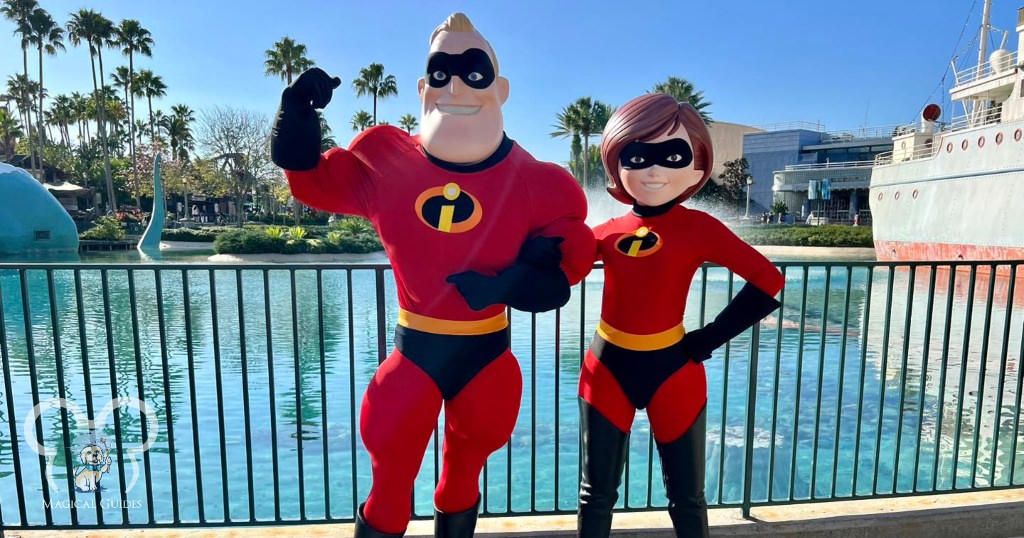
[{"left": 874, "top": 241, "right": 1024, "bottom": 263}]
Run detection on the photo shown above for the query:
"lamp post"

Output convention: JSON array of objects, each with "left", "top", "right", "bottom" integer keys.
[{"left": 744, "top": 177, "right": 753, "bottom": 219}]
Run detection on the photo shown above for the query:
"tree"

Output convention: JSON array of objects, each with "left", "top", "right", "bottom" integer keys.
[
  {"left": 650, "top": 76, "right": 713, "bottom": 125},
  {"left": 161, "top": 104, "right": 194, "bottom": 162},
  {"left": 398, "top": 113, "right": 417, "bottom": 134},
  {"left": 567, "top": 145, "right": 606, "bottom": 188},
  {"left": 351, "top": 110, "right": 373, "bottom": 132},
  {"left": 133, "top": 69, "right": 166, "bottom": 143},
  {"left": 550, "top": 97, "right": 612, "bottom": 189},
  {"left": 318, "top": 111, "right": 336, "bottom": 151},
  {"left": 264, "top": 36, "right": 314, "bottom": 86},
  {"left": 67, "top": 8, "right": 116, "bottom": 211},
  {"left": 0, "top": 108, "right": 23, "bottom": 160},
  {"left": 113, "top": 18, "right": 153, "bottom": 206},
  {"left": 27, "top": 7, "right": 63, "bottom": 177},
  {"left": 196, "top": 106, "right": 276, "bottom": 227},
  {"left": 717, "top": 158, "right": 751, "bottom": 203},
  {"left": 352, "top": 63, "right": 397, "bottom": 126},
  {"left": 46, "top": 93, "right": 73, "bottom": 146},
  {"left": 2, "top": 0, "right": 39, "bottom": 172}
]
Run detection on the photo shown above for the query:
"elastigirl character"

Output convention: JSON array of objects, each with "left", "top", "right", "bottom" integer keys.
[
  {"left": 270, "top": 13, "right": 594, "bottom": 538},
  {"left": 578, "top": 93, "right": 784, "bottom": 537}
]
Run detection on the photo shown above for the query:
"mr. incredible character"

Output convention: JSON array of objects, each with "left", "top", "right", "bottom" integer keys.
[
  {"left": 270, "top": 12, "right": 594, "bottom": 538},
  {"left": 579, "top": 93, "right": 785, "bottom": 537}
]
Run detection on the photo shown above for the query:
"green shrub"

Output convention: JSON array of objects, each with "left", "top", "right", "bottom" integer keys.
[
  {"left": 265, "top": 226, "right": 285, "bottom": 238},
  {"left": 733, "top": 224, "right": 873, "bottom": 247},
  {"left": 81, "top": 216, "right": 126, "bottom": 241},
  {"left": 213, "top": 227, "right": 383, "bottom": 254},
  {"left": 288, "top": 226, "right": 307, "bottom": 240},
  {"left": 161, "top": 227, "right": 226, "bottom": 242},
  {"left": 334, "top": 217, "right": 375, "bottom": 235}
]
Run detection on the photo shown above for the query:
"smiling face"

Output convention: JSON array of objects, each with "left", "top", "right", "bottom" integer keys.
[
  {"left": 418, "top": 30, "right": 509, "bottom": 164},
  {"left": 617, "top": 128, "right": 705, "bottom": 207},
  {"left": 80, "top": 445, "right": 103, "bottom": 465}
]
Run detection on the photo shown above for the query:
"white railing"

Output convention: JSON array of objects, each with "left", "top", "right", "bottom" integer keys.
[
  {"left": 784, "top": 160, "right": 875, "bottom": 171},
  {"left": 953, "top": 50, "right": 1018, "bottom": 85},
  {"left": 874, "top": 143, "right": 940, "bottom": 166}
]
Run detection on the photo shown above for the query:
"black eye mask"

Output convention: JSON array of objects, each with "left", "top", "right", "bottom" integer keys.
[
  {"left": 619, "top": 138, "right": 694, "bottom": 170},
  {"left": 425, "top": 48, "right": 496, "bottom": 90}
]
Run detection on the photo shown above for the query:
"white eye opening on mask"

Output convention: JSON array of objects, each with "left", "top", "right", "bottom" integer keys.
[
  {"left": 468, "top": 72, "right": 483, "bottom": 82},
  {"left": 630, "top": 156, "right": 645, "bottom": 164},
  {"left": 432, "top": 71, "right": 447, "bottom": 82},
  {"left": 666, "top": 154, "right": 683, "bottom": 162}
]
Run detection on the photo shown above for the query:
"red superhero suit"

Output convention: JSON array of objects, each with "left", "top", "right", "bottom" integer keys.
[
  {"left": 284, "top": 125, "right": 594, "bottom": 535},
  {"left": 578, "top": 93, "right": 784, "bottom": 538}
]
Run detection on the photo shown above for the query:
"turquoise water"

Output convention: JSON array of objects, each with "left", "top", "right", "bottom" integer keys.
[{"left": 0, "top": 255, "right": 1021, "bottom": 526}]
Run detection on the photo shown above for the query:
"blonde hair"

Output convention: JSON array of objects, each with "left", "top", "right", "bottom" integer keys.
[{"left": 429, "top": 12, "right": 500, "bottom": 74}]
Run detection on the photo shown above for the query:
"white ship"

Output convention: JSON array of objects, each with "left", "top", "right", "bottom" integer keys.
[{"left": 870, "top": 3, "right": 1024, "bottom": 262}]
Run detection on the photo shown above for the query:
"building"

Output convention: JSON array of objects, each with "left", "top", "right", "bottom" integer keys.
[{"left": 742, "top": 123, "right": 894, "bottom": 222}]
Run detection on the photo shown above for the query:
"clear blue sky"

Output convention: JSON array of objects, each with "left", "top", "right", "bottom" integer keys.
[{"left": 2, "top": 0, "right": 1019, "bottom": 165}]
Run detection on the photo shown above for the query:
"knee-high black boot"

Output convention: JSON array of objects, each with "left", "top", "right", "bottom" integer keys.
[
  {"left": 655, "top": 407, "right": 710, "bottom": 538},
  {"left": 578, "top": 399, "right": 631, "bottom": 538},
  {"left": 354, "top": 503, "right": 406, "bottom": 538},
  {"left": 434, "top": 497, "right": 480, "bottom": 538}
]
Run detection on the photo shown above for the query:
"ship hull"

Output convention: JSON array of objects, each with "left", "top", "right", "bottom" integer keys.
[{"left": 869, "top": 121, "right": 1024, "bottom": 262}]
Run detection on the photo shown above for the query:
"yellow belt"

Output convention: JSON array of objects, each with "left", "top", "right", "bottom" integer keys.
[
  {"left": 596, "top": 319, "right": 685, "bottom": 351},
  {"left": 398, "top": 309, "right": 508, "bottom": 336}
]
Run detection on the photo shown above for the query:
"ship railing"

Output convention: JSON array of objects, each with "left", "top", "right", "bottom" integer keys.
[
  {"left": 784, "top": 161, "right": 875, "bottom": 171},
  {"left": 953, "top": 50, "right": 1018, "bottom": 85},
  {"left": 874, "top": 141, "right": 940, "bottom": 165}
]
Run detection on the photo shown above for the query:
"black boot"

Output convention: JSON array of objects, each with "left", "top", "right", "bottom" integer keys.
[
  {"left": 578, "top": 399, "right": 631, "bottom": 538},
  {"left": 354, "top": 503, "right": 405, "bottom": 538},
  {"left": 434, "top": 497, "right": 480, "bottom": 538},
  {"left": 656, "top": 407, "right": 710, "bottom": 538}
]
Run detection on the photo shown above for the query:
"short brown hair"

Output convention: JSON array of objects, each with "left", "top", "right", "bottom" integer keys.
[
  {"left": 429, "top": 12, "right": 500, "bottom": 75},
  {"left": 600, "top": 93, "right": 713, "bottom": 205}
]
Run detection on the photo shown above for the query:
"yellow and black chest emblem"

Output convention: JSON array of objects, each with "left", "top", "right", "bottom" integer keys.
[
  {"left": 614, "top": 226, "right": 662, "bottom": 257},
  {"left": 414, "top": 182, "right": 483, "bottom": 233}
]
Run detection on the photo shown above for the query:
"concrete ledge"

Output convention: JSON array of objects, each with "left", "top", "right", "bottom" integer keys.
[{"left": 6, "top": 489, "right": 1023, "bottom": 537}]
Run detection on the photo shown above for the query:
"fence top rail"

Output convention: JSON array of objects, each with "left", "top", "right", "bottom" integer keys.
[{"left": 2, "top": 260, "right": 1024, "bottom": 271}]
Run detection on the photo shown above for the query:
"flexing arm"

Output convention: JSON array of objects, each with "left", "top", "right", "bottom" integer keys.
[
  {"left": 272, "top": 68, "right": 374, "bottom": 217},
  {"left": 681, "top": 214, "right": 785, "bottom": 362}
]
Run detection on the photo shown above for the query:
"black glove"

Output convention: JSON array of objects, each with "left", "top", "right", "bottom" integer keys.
[
  {"left": 271, "top": 67, "right": 342, "bottom": 171},
  {"left": 681, "top": 283, "right": 781, "bottom": 362},
  {"left": 447, "top": 235, "right": 571, "bottom": 312}
]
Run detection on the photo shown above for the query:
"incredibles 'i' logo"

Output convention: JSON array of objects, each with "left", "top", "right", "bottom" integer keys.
[
  {"left": 414, "top": 182, "right": 483, "bottom": 233},
  {"left": 615, "top": 226, "right": 662, "bottom": 257}
]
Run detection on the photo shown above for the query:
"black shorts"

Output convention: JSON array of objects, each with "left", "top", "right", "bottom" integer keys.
[
  {"left": 395, "top": 325, "right": 511, "bottom": 400},
  {"left": 589, "top": 335, "right": 690, "bottom": 410}
]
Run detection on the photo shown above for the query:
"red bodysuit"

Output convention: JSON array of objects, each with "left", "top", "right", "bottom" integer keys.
[
  {"left": 581, "top": 205, "right": 784, "bottom": 443},
  {"left": 285, "top": 125, "right": 593, "bottom": 533}
]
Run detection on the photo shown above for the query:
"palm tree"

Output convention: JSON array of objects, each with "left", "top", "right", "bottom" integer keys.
[
  {"left": 133, "top": 69, "right": 166, "bottom": 142},
  {"left": 5, "top": 74, "right": 35, "bottom": 129},
  {"left": 318, "top": 111, "right": 337, "bottom": 151},
  {"left": 67, "top": 8, "right": 117, "bottom": 211},
  {"left": 351, "top": 110, "right": 373, "bottom": 132},
  {"left": 47, "top": 94, "right": 73, "bottom": 146},
  {"left": 110, "top": 66, "right": 131, "bottom": 108},
  {"left": 550, "top": 97, "right": 612, "bottom": 189},
  {"left": 162, "top": 104, "right": 194, "bottom": 161},
  {"left": 69, "top": 91, "right": 88, "bottom": 144},
  {"left": 650, "top": 76, "right": 713, "bottom": 125},
  {"left": 398, "top": 113, "right": 418, "bottom": 134},
  {"left": 264, "top": 36, "right": 314, "bottom": 85},
  {"left": 352, "top": 63, "right": 397, "bottom": 126},
  {"left": 26, "top": 7, "right": 63, "bottom": 177},
  {"left": 2, "top": 0, "right": 39, "bottom": 171},
  {"left": 114, "top": 18, "right": 152, "bottom": 197},
  {"left": 0, "top": 108, "right": 23, "bottom": 161}
]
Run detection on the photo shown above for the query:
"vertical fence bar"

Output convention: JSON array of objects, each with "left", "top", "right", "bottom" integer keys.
[
  {"left": 893, "top": 266, "right": 917, "bottom": 493},
  {"left": 830, "top": 265, "right": 853, "bottom": 498},
  {"left": 530, "top": 312, "right": 538, "bottom": 513},
  {"left": 1011, "top": 269, "right": 1024, "bottom": 485},
  {"left": 126, "top": 270, "right": 154, "bottom": 523},
  {"left": 554, "top": 307, "right": 561, "bottom": 511},
  {"left": 153, "top": 269, "right": 180, "bottom": 523},
  {"left": 810, "top": 266, "right": 832, "bottom": 498},
  {"left": 932, "top": 265, "right": 958, "bottom": 491},
  {"left": 236, "top": 271, "right": 255, "bottom": 522},
  {"left": 911, "top": 265, "right": 938, "bottom": 492},
  {"left": 970, "top": 265, "right": 998, "bottom": 487},
  {"left": 263, "top": 269, "right": 281, "bottom": 520},
  {"left": 290, "top": 270, "right": 305, "bottom": 520},
  {"left": 181, "top": 270, "right": 205, "bottom": 522},
  {"left": 871, "top": 266, "right": 896, "bottom": 494},
  {"left": 718, "top": 271, "right": 734, "bottom": 502},
  {"left": 48, "top": 270, "right": 80, "bottom": 524},
  {"left": 316, "top": 270, "right": 331, "bottom": 519},
  {"left": 789, "top": 266, "right": 809, "bottom": 500},
  {"left": 951, "top": 265, "right": 978, "bottom": 489},
  {"left": 852, "top": 266, "right": 874, "bottom": 496},
  {"left": 347, "top": 269, "right": 359, "bottom": 517},
  {"left": 20, "top": 269, "right": 53, "bottom": 525},
  {"left": 209, "top": 270, "right": 230, "bottom": 521},
  {"left": 741, "top": 319, "right": 761, "bottom": 517},
  {"left": 0, "top": 268, "right": 27, "bottom": 525},
  {"left": 990, "top": 264, "right": 1017, "bottom": 486},
  {"left": 767, "top": 266, "right": 788, "bottom": 503},
  {"left": 375, "top": 269, "right": 387, "bottom": 365},
  {"left": 100, "top": 270, "right": 130, "bottom": 523}
]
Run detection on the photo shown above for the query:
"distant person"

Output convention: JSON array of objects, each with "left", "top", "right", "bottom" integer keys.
[
  {"left": 580, "top": 93, "right": 785, "bottom": 537},
  {"left": 191, "top": 205, "right": 199, "bottom": 221},
  {"left": 270, "top": 12, "right": 594, "bottom": 537}
]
